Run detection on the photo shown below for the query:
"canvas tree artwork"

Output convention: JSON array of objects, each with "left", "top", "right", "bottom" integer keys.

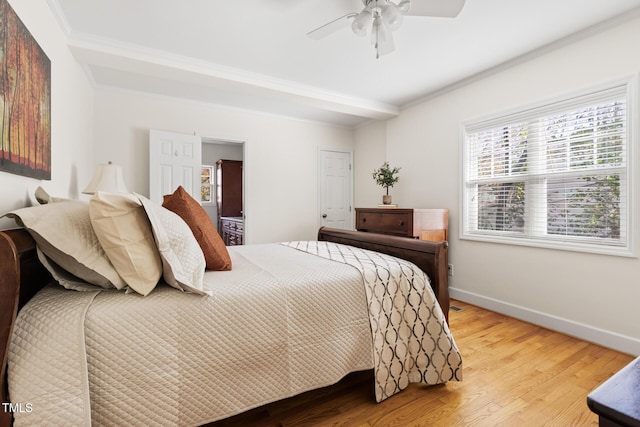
[{"left": 0, "top": 0, "right": 51, "bottom": 180}]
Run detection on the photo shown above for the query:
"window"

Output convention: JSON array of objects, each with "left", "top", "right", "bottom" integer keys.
[
  {"left": 462, "top": 80, "right": 635, "bottom": 256},
  {"left": 200, "top": 165, "right": 214, "bottom": 205}
]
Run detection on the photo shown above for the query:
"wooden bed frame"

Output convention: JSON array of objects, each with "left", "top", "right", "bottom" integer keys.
[
  {"left": 317, "top": 227, "right": 449, "bottom": 317},
  {"left": 0, "top": 226, "right": 449, "bottom": 427}
]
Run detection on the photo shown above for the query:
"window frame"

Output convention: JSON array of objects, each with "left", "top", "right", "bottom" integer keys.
[{"left": 460, "top": 77, "right": 637, "bottom": 257}]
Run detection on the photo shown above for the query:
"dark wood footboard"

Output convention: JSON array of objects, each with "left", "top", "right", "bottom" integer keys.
[{"left": 318, "top": 226, "right": 449, "bottom": 320}]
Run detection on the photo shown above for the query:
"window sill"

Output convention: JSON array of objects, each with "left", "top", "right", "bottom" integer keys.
[{"left": 460, "top": 232, "right": 635, "bottom": 258}]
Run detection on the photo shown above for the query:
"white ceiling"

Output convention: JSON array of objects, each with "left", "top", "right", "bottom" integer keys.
[{"left": 48, "top": 0, "right": 640, "bottom": 128}]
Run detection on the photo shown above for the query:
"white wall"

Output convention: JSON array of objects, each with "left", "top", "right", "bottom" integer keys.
[
  {"left": 382, "top": 15, "right": 640, "bottom": 354},
  {"left": 353, "top": 120, "right": 388, "bottom": 208},
  {"left": 0, "top": 0, "right": 94, "bottom": 229},
  {"left": 92, "top": 88, "right": 354, "bottom": 243}
]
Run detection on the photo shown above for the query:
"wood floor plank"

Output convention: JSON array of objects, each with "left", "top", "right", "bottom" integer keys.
[{"left": 206, "top": 300, "right": 634, "bottom": 426}]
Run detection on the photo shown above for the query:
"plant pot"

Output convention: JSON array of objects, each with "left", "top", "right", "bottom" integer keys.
[{"left": 382, "top": 195, "right": 392, "bottom": 205}]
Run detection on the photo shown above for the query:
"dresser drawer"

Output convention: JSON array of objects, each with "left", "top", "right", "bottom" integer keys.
[
  {"left": 219, "top": 217, "right": 243, "bottom": 246},
  {"left": 355, "top": 208, "right": 413, "bottom": 237},
  {"left": 223, "top": 219, "right": 243, "bottom": 233}
]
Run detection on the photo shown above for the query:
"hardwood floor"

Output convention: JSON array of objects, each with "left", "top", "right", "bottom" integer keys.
[{"left": 207, "top": 300, "right": 634, "bottom": 427}]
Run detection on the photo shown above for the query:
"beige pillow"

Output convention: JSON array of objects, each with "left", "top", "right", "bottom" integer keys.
[
  {"left": 36, "top": 247, "right": 103, "bottom": 292},
  {"left": 137, "top": 194, "right": 209, "bottom": 295},
  {"left": 89, "top": 192, "right": 163, "bottom": 296},
  {"left": 4, "top": 201, "right": 125, "bottom": 289}
]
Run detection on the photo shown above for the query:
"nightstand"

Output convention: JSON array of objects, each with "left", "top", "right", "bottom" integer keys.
[{"left": 587, "top": 356, "right": 640, "bottom": 426}]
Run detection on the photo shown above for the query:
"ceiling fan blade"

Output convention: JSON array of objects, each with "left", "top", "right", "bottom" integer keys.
[
  {"left": 307, "top": 13, "right": 357, "bottom": 40},
  {"left": 406, "top": 0, "right": 466, "bottom": 18}
]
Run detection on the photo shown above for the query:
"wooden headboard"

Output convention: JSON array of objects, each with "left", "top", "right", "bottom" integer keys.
[{"left": 0, "top": 229, "right": 51, "bottom": 427}]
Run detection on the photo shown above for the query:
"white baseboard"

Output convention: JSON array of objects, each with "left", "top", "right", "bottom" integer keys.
[{"left": 450, "top": 287, "right": 640, "bottom": 356}]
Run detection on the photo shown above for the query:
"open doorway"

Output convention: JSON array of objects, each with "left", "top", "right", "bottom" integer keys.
[{"left": 201, "top": 137, "right": 245, "bottom": 245}]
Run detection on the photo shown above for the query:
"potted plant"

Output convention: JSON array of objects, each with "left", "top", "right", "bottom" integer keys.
[{"left": 372, "top": 161, "right": 401, "bottom": 205}]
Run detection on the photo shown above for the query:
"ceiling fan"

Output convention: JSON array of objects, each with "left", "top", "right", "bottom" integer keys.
[{"left": 307, "top": 0, "right": 466, "bottom": 58}]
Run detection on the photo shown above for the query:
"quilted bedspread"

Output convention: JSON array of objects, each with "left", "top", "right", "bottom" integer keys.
[
  {"left": 9, "top": 241, "right": 461, "bottom": 426},
  {"left": 283, "top": 241, "right": 462, "bottom": 401}
]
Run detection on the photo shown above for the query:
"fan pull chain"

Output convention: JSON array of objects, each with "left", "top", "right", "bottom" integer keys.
[{"left": 375, "top": 16, "right": 380, "bottom": 59}]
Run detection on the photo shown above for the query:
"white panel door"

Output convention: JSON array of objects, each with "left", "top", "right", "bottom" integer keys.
[
  {"left": 149, "top": 129, "right": 201, "bottom": 203},
  {"left": 319, "top": 150, "right": 352, "bottom": 230}
]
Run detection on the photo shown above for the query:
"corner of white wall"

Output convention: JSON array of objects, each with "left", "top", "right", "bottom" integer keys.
[{"left": 1, "top": 0, "right": 94, "bottom": 229}]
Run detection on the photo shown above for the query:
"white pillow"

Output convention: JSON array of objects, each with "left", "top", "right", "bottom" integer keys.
[
  {"left": 137, "top": 194, "right": 209, "bottom": 296},
  {"left": 5, "top": 201, "right": 125, "bottom": 289},
  {"left": 89, "top": 192, "right": 163, "bottom": 296}
]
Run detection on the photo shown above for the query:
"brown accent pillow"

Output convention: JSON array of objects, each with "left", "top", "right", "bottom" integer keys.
[{"left": 162, "top": 186, "right": 232, "bottom": 271}]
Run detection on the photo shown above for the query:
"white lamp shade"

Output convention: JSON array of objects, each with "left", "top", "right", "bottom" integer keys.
[{"left": 82, "top": 162, "right": 129, "bottom": 194}]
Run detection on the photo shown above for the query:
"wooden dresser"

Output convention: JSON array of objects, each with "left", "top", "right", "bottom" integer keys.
[
  {"left": 355, "top": 208, "right": 448, "bottom": 241},
  {"left": 216, "top": 159, "right": 243, "bottom": 245}
]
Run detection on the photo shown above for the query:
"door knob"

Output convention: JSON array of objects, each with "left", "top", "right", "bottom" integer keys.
[{"left": 322, "top": 213, "right": 327, "bottom": 218}]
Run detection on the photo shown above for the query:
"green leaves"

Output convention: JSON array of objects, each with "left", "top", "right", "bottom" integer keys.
[{"left": 372, "top": 162, "right": 401, "bottom": 195}]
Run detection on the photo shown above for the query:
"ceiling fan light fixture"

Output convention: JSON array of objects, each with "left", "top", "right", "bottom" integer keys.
[
  {"left": 382, "top": 2, "right": 403, "bottom": 31},
  {"left": 371, "top": 15, "right": 395, "bottom": 58},
  {"left": 307, "top": 0, "right": 465, "bottom": 58},
  {"left": 397, "top": 0, "right": 411, "bottom": 14},
  {"left": 351, "top": 9, "right": 373, "bottom": 37}
]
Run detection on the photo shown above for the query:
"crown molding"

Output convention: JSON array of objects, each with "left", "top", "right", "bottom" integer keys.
[{"left": 66, "top": 32, "right": 399, "bottom": 123}]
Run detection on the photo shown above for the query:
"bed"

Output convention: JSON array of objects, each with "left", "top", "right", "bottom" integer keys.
[{"left": 0, "top": 194, "right": 461, "bottom": 427}]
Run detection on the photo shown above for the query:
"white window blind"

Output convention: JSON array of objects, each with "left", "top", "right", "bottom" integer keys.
[{"left": 462, "top": 81, "right": 634, "bottom": 255}]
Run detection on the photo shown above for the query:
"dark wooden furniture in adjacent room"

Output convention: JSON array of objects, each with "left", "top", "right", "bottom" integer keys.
[
  {"left": 355, "top": 208, "right": 448, "bottom": 242},
  {"left": 216, "top": 159, "right": 243, "bottom": 245},
  {"left": 219, "top": 217, "right": 243, "bottom": 246},
  {"left": 587, "top": 356, "right": 640, "bottom": 427}
]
